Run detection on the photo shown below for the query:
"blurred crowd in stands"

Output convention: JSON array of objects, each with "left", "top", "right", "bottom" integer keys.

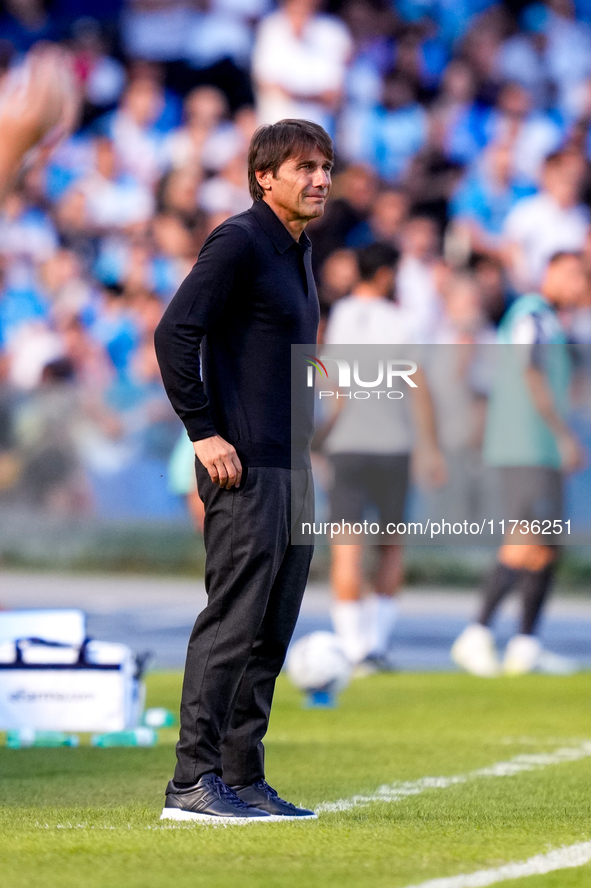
[{"left": 2, "top": 0, "right": 591, "bottom": 518}]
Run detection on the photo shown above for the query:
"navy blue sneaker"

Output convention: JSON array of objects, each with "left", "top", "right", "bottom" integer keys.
[
  {"left": 161, "top": 772, "right": 272, "bottom": 823},
  {"left": 231, "top": 779, "right": 317, "bottom": 820}
]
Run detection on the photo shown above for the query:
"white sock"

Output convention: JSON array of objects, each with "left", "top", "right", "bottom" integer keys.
[
  {"left": 364, "top": 594, "right": 399, "bottom": 657},
  {"left": 331, "top": 600, "right": 368, "bottom": 664}
]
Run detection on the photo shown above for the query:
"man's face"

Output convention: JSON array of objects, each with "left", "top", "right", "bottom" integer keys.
[
  {"left": 498, "top": 84, "right": 530, "bottom": 119},
  {"left": 403, "top": 218, "right": 438, "bottom": 259},
  {"left": 543, "top": 155, "right": 585, "bottom": 207},
  {"left": 545, "top": 255, "right": 589, "bottom": 307},
  {"left": 260, "top": 147, "right": 332, "bottom": 224},
  {"left": 374, "top": 265, "right": 396, "bottom": 299}
]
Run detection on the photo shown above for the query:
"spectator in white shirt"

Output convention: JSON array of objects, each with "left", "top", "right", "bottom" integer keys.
[
  {"left": 78, "top": 137, "right": 154, "bottom": 230},
  {"left": 502, "top": 149, "right": 589, "bottom": 290},
  {"left": 103, "top": 74, "right": 169, "bottom": 187},
  {"left": 396, "top": 214, "right": 444, "bottom": 343},
  {"left": 252, "top": 0, "right": 352, "bottom": 131},
  {"left": 324, "top": 246, "right": 413, "bottom": 346},
  {"left": 166, "top": 86, "right": 231, "bottom": 172}
]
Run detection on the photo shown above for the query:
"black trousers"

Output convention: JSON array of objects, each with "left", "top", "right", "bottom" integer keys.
[{"left": 174, "top": 461, "right": 314, "bottom": 786}]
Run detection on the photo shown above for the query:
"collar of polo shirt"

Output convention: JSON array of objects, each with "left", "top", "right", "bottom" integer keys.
[{"left": 250, "top": 199, "right": 312, "bottom": 254}]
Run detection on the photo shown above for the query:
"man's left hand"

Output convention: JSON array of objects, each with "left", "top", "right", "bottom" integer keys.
[{"left": 412, "top": 445, "right": 448, "bottom": 489}]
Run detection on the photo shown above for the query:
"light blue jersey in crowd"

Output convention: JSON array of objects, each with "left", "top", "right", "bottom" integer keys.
[{"left": 483, "top": 294, "right": 571, "bottom": 469}]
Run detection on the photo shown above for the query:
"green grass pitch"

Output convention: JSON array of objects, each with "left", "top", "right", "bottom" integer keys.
[{"left": 2, "top": 671, "right": 591, "bottom": 888}]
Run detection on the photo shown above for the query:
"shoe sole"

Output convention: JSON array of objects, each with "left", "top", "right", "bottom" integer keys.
[
  {"left": 161, "top": 808, "right": 318, "bottom": 823},
  {"left": 263, "top": 813, "right": 318, "bottom": 820},
  {"left": 161, "top": 808, "right": 278, "bottom": 823}
]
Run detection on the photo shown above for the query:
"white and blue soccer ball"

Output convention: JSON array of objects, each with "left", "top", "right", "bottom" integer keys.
[{"left": 287, "top": 631, "right": 352, "bottom": 694}]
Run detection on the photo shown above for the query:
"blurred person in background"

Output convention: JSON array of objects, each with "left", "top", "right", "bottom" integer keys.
[
  {"left": 323, "top": 243, "right": 446, "bottom": 669},
  {"left": 496, "top": 4, "right": 552, "bottom": 111},
  {"left": 485, "top": 81, "right": 562, "bottom": 184},
  {"left": 392, "top": 21, "right": 448, "bottom": 102},
  {"left": 5, "top": 318, "right": 63, "bottom": 392},
  {"left": 97, "top": 70, "right": 171, "bottom": 188},
  {"left": 121, "top": 0, "right": 254, "bottom": 109},
  {"left": 340, "top": 69, "right": 428, "bottom": 182},
  {"left": 70, "top": 17, "right": 126, "bottom": 127},
  {"left": 340, "top": 0, "right": 396, "bottom": 112},
  {"left": 396, "top": 213, "right": 444, "bottom": 342},
  {"left": 150, "top": 210, "right": 200, "bottom": 299},
  {"left": 436, "top": 270, "right": 496, "bottom": 346},
  {"left": 0, "top": 184, "right": 58, "bottom": 267},
  {"left": 471, "top": 254, "right": 510, "bottom": 326},
  {"left": 502, "top": 150, "right": 589, "bottom": 292},
  {"left": 449, "top": 139, "right": 536, "bottom": 262},
  {"left": 38, "top": 247, "right": 96, "bottom": 327},
  {"left": 452, "top": 251, "right": 588, "bottom": 677},
  {"left": 345, "top": 187, "right": 409, "bottom": 248},
  {"left": 89, "top": 283, "right": 140, "bottom": 379},
  {"left": 253, "top": 0, "right": 352, "bottom": 131},
  {"left": 316, "top": 247, "right": 358, "bottom": 316},
  {"left": 423, "top": 270, "right": 497, "bottom": 526},
  {"left": 544, "top": 0, "right": 591, "bottom": 117},
  {"left": 561, "top": 74, "right": 591, "bottom": 162},
  {"left": 53, "top": 186, "right": 99, "bottom": 272},
  {"left": 77, "top": 136, "right": 154, "bottom": 230},
  {"left": 120, "top": 0, "right": 189, "bottom": 66},
  {"left": 429, "top": 58, "right": 487, "bottom": 167},
  {"left": 0, "top": 0, "right": 59, "bottom": 53},
  {"left": 401, "top": 115, "right": 464, "bottom": 231},
  {"left": 165, "top": 85, "right": 230, "bottom": 173},
  {"left": 13, "top": 357, "right": 91, "bottom": 514},
  {"left": 61, "top": 315, "right": 114, "bottom": 395},
  {"left": 198, "top": 144, "right": 252, "bottom": 217},
  {"left": 182, "top": 0, "right": 255, "bottom": 111},
  {"left": 459, "top": 8, "right": 506, "bottom": 106},
  {"left": 156, "top": 167, "right": 204, "bottom": 229}
]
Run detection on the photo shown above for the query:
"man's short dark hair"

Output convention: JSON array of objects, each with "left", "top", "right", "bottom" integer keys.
[
  {"left": 248, "top": 119, "right": 334, "bottom": 201},
  {"left": 547, "top": 250, "right": 583, "bottom": 266},
  {"left": 543, "top": 149, "right": 580, "bottom": 169},
  {"left": 356, "top": 243, "right": 400, "bottom": 281}
]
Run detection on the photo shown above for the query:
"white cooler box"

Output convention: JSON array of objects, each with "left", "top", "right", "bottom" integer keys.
[{"left": 0, "top": 609, "right": 146, "bottom": 732}]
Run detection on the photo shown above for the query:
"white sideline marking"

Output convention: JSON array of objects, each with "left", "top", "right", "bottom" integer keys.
[
  {"left": 401, "top": 840, "right": 591, "bottom": 888},
  {"left": 32, "top": 739, "right": 591, "bottom": 833},
  {"left": 317, "top": 740, "right": 591, "bottom": 814}
]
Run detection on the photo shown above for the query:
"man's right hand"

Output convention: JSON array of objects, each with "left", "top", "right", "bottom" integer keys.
[
  {"left": 557, "top": 430, "right": 586, "bottom": 474},
  {"left": 193, "top": 435, "right": 243, "bottom": 489}
]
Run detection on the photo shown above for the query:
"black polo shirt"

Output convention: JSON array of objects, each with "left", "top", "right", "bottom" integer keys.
[{"left": 154, "top": 199, "right": 319, "bottom": 469}]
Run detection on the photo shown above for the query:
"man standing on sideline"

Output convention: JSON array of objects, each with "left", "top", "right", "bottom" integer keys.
[{"left": 154, "top": 119, "right": 333, "bottom": 822}]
